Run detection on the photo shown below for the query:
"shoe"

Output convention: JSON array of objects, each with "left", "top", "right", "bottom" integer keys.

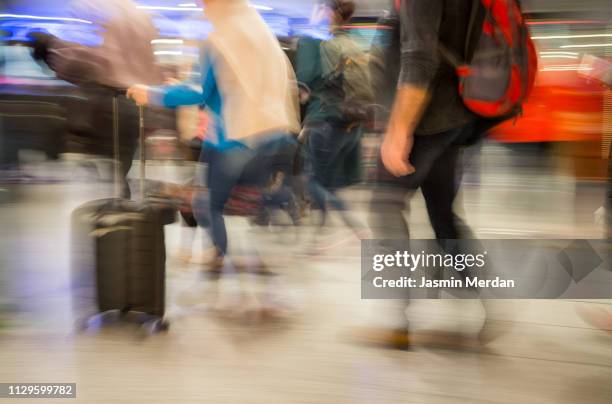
[
  {"left": 285, "top": 198, "right": 303, "bottom": 226},
  {"left": 346, "top": 326, "right": 411, "bottom": 350},
  {"left": 200, "top": 252, "right": 225, "bottom": 277},
  {"left": 251, "top": 209, "right": 271, "bottom": 227},
  {"left": 413, "top": 330, "right": 482, "bottom": 351},
  {"left": 232, "top": 257, "right": 278, "bottom": 276}
]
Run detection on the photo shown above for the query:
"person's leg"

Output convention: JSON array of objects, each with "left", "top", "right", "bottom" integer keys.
[
  {"left": 205, "top": 144, "right": 253, "bottom": 256},
  {"left": 306, "top": 123, "right": 335, "bottom": 226},
  {"left": 369, "top": 128, "right": 461, "bottom": 239},
  {"left": 205, "top": 135, "right": 293, "bottom": 255},
  {"left": 420, "top": 145, "right": 462, "bottom": 240},
  {"left": 307, "top": 123, "right": 342, "bottom": 185},
  {"left": 360, "top": 128, "right": 466, "bottom": 348},
  {"left": 176, "top": 209, "right": 198, "bottom": 260},
  {"left": 0, "top": 131, "right": 20, "bottom": 170},
  {"left": 368, "top": 185, "right": 413, "bottom": 239},
  {"left": 264, "top": 137, "right": 302, "bottom": 226},
  {"left": 607, "top": 144, "right": 611, "bottom": 240},
  {"left": 308, "top": 124, "right": 366, "bottom": 231},
  {"left": 284, "top": 188, "right": 303, "bottom": 226},
  {"left": 307, "top": 124, "right": 354, "bottom": 204}
]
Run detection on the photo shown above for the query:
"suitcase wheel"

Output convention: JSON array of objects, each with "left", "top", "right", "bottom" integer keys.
[
  {"left": 156, "top": 320, "right": 170, "bottom": 332},
  {"left": 139, "top": 318, "right": 170, "bottom": 337}
]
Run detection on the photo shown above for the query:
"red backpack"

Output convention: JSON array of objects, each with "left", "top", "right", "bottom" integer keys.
[{"left": 395, "top": 0, "right": 538, "bottom": 119}]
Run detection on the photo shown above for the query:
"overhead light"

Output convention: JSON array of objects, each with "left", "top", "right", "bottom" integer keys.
[
  {"left": 540, "top": 55, "right": 579, "bottom": 59},
  {"left": 152, "top": 39, "right": 185, "bottom": 44},
  {"left": 138, "top": 3, "right": 271, "bottom": 12},
  {"left": 533, "top": 34, "right": 612, "bottom": 40},
  {"left": 154, "top": 51, "right": 184, "bottom": 56},
  {"left": 560, "top": 43, "right": 612, "bottom": 49},
  {"left": 539, "top": 51, "right": 579, "bottom": 56},
  {"left": 137, "top": 5, "right": 202, "bottom": 11},
  {"left": 252, "top": 4, "right": 274, "bottom": 11},
  {"left": 541, "top": 66, "right": 593, "bottom": 72},
  {"left": 0, "top": 14, "right": 92, "bottom": 24}
]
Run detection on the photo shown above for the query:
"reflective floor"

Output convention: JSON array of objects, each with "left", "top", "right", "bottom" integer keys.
[{"left": 0, "top": 142, "right": 611, "bottom": 403}]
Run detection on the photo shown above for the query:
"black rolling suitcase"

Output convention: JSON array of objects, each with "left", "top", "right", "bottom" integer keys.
[{"left": 71, "top": 91, "right": 175, "bottom": 333}]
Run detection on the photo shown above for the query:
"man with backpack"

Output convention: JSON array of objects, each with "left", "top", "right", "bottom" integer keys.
[
  {"left": 364, "top": 0, "right": 535, "bottom": 348},
  {"left": 296, "top": 0, "right": 372, "bottom": 250}
]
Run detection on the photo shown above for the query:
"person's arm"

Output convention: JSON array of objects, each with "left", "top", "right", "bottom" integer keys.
[
  {"left": 381, "top": 0, "right": 443, "bottom": 177},
  {"left": 128, "top": 44, "right": 216, "bottom": 108},
  {"left": 147, "top": 83, "right": 207, "bottom": 108},
  {"left": 37, "top": 35, "right": 111, "bottom": 87}
]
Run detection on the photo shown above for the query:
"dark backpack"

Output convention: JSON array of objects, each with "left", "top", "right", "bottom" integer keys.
[
  {"left": 320, "top": 32, "right": 375, "bottom": 123},
  {"left": 452, "top": 0, "right": 538, "bottom": 118}
]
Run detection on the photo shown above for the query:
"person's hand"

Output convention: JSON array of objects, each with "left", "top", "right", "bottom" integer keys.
[
  {"left": 27, "top": 32, "right": 54, "bottom": 63},
  {"left": 380, "top": 128, "right": 415, "bottom": 177},
  {"left": 126, "top": 84, "right": 150, "bottom": 106}
]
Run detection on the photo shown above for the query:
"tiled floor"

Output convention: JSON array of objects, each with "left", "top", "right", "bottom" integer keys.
[{"left": 1, "top": 144, "right": 611, "bottom": 403}]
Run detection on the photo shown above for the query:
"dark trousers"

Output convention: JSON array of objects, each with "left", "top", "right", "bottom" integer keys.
[
  {"left": 306, "top": 122, "right": 363, "bottom": 229},
  {"left": 369, "top": 122, "right": 485, "bottom": 240},
  {"left": 369, "top": 121, "right": 495, "bottom": 328}
]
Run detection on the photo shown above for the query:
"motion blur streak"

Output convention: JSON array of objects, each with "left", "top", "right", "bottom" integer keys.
[{"left": 1, "top": 0, "right": 612, "bottom": 403}]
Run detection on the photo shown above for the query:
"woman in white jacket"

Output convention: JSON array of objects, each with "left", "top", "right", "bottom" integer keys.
[{"left": 128, "top": 0, "right": 300, "bottom": 262}]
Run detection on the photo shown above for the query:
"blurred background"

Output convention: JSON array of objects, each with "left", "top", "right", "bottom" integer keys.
[{"left": 1, "top": 0, "right": 612, "bottom": 403}]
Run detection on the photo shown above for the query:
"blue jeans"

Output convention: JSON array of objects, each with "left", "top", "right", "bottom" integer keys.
[
  {"left": 306, "top": 122, "right": 364, "bottom": 229},
  {"left": 193, "top": 134, "right": 296, "bottom": 255}
]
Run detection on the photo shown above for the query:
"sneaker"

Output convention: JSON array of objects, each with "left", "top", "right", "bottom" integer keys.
[
  {"left": 413, "top": 330, "right": 482, "bottom": 351},
  {"left": 346, "top": 326, "right": 411, "bottom": 350},
  {"left": 200, "top": 251, "right": 225, "bottom": 278}
]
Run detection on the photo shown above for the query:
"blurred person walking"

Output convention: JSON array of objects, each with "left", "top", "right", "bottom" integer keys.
[
  {"left": 296, "top": 0, "right": 371, "bottom": 251},
  {"left": 576, "top": 68, "right": 612, "bottom": 334},
  {"left": 605, "top": 70, "right": 612, "bottom": 242},
  {"left": 608, "top": 133, "right": 611, "bottom": 241},
  {"left": 127, "top": 0, "right": 300, "bottom": 271},
  {"left": 362, "top": 0, "right": 534, "bottom": 349},
  {"left": 29, "top": 0, "right": 164, "bottom": 197}
]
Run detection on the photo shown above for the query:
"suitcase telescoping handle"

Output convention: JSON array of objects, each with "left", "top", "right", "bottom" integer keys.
[
  {"left": 111, "top": 89, "right": 146, "bottom": 202},
  {"left": 138, "top": 104, "right": 145, "bottom": 203},
  {"left": 112, "top": 93, "right": 122, "bottom": 199}
]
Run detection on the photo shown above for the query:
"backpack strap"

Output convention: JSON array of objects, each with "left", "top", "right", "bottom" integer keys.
[
  {"left": 464, "top": 0, "right": 487, "bottom": 64},
  {"left": 438, "top": 0, "right": 489, "bottom": 69},
  {"left": 395, "top": 0, "right": 486, "bottom": 67}
]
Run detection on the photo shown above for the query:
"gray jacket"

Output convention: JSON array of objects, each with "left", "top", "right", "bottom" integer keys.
[
  {"left": 48, "top": 0, "right": 163, "bottom": 89},
  {"left": 398, "top": 0, "right": 479, "bottom": 135}
]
